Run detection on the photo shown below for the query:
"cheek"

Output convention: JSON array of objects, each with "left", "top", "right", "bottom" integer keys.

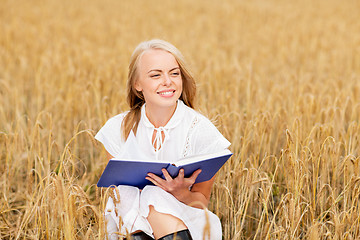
[
  {"left": 178, "top": 78, "right": 183, "bottom": 91},
  {"left": 141, "top": 80, "right": 158, "bottom": 94}
]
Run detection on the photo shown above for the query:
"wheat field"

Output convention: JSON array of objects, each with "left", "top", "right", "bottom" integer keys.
[{"left": 1, "top": 0, "right": 360, "bottom": 239}]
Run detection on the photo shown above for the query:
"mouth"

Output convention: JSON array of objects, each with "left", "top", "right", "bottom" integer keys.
[{"left": 157, "top": 90, "right": 176, "bottom": 96}]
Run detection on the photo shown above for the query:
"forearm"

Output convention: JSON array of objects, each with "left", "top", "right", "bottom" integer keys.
[
  {"left": 146, "top": 169, "right": 213, "bottom": 209},
  {"left": 172, "top": 188, "right": 209, "bottom": 209}
]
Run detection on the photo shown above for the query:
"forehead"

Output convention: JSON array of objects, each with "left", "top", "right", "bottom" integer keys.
[{"left": 138, "top": 49, "right": 179, "bottom": 71}]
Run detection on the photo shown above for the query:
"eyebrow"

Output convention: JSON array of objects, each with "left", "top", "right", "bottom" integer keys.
[{"left": 147, "top": 67, "right": 180, "bottom": 73}]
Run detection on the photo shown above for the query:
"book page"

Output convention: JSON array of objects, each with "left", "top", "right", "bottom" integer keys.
[{"left": 174, "top": 149, "right": 232, "bottom": 166}]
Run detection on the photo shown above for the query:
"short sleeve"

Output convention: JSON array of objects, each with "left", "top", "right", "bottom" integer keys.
[
  {"left": 191, "top": 116, "right": 231, "bottom": 155},
  {"left": 95, "top": 113, "right": 127, "bottom": 158}
]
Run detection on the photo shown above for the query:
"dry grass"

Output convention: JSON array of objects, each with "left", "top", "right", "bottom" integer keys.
[{"left": 1, "top": 0, "right": 360, "bottom": 239}]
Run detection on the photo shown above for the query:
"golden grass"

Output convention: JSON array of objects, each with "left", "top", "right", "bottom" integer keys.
[{"left": 1, "top": 0, "right": 360, "bottom": 239}]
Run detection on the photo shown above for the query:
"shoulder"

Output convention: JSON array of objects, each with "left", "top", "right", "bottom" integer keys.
[
  {"left": 104, "top": 111, "right": 129, "bottom": 126},
  {"left": 185, "top": 109, "right": 231, "bottom": 155},
  {"left": 180, "top": 103, "right": 206, "bottom": 122},
  {"left": 192, "top": 112, "right": 219, "bottom": 135},
  {"left": 96, "top": 111, "right": 129, "bottom": 139},
  {"left": 94, "top": 111, "right": 129, "bottom": 157},
  {"left": 178, "top": 102, "right": 218, "bottom": 132},
  {"left": 183, "top": 105, "right": 216, "bottom": 129}
]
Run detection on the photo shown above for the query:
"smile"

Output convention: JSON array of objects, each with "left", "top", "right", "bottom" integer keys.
[{"left": 157, "top": 90, "right": 175, "bottom": 96}]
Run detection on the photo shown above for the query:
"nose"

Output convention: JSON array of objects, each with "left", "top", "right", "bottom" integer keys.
[{"left": 163, "top": 74, "right": 171, "bottom": 86}]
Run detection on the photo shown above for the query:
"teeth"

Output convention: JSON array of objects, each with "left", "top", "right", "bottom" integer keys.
[{"left": 159, "top": 91, "right": 174, "bottom": 96}]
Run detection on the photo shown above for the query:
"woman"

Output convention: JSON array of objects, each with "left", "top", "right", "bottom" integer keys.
[{"left": 95, "top": 39, "right": 230, "bottom": 240}]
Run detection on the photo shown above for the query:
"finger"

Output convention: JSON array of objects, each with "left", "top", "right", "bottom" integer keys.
[
  {"left": 145, "top": 176, "right": 159, "bottom": 186},
  {"left": 189, "top": 169, "right": 202, "bottom": 181},
  {"left": 146, "top": 176, "right": 167, "bottom": 191},
  {"left": 161, "top": 168, "right": 173, "bottom": 181},
  {"left": 147, "top": 173, "right": 166, "bottom": 185},
  {"left": 178, "top": 168, "right": 185, "bottom": 179}
]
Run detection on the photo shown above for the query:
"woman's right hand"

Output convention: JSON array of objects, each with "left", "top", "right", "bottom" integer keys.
[{"left": 146, "top": 168, "right": 209, "bottom": 208}]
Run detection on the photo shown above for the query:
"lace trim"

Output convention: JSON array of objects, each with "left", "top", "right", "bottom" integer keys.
[{"left": 182, "top": 116, "right": 199, "bottom": 158}]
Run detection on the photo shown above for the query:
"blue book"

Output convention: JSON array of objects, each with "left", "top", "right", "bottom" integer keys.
[{"left": 97, "top": 149, "right": 232, "bottom": 189}]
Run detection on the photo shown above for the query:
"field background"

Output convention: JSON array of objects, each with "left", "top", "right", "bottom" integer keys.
[{"left": 1, "top": 0, "right": 360, "bottom": 239}]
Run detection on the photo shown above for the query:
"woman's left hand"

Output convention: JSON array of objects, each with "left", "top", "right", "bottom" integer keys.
[{"left": 146, "top": 168, "right": 202, "bottom": 199}]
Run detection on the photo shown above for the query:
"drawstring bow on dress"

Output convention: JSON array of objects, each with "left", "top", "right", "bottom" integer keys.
[{"left": 152, "top": 126, "right": 170, "bottom": 160}]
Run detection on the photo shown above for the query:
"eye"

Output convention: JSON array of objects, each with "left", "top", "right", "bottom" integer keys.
[
  {"left": 171, "top": 71, "right": 180, "bottom": 76},
  {"left": 150, "top": 74, "right": 161, "bottom": 78}
]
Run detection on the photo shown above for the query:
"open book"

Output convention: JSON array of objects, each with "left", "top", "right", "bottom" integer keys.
[{"left": 97, "top": 149, "right": 232, "bottom": 188}]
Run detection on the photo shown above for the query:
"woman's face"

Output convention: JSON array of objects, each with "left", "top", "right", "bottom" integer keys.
[{"left": 135, "top": 49, "right": 182, "bottom": 111}]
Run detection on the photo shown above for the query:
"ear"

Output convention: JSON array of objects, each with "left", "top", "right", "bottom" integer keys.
[{"left": 134, "top": 81, "right": 142, "bottom": 92}]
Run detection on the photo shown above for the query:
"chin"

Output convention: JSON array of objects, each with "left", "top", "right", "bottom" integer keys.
[{"left": 155, "top": 98, "right": 179, "bottom": 108}]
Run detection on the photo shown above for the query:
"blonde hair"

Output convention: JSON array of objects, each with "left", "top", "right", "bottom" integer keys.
[{"left": 122, "top": 39, "right": 196, "bottom": 140}]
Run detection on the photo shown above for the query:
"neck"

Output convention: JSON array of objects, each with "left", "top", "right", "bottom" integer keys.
[{"left": 145, "top": 102, "right": 178, "bottom": 128}]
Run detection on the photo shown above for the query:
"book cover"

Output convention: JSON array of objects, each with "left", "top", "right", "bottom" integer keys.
[{"left": 97, "top": 149, "right": 233, "bottom": 189}]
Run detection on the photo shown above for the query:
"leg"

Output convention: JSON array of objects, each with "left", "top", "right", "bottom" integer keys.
[
  {"left": 106, "top": 186, "right": 153, "bottom": 238},
  {"left": 125, "top": 231, "right": 154, "bottom": 240},
  {"left": 147, "top": 205, "right": 188, "bottom": 239},
  {"left": 157, "top": 230, "right": 193, "bottom": 240},
  {"left": 105, "top": 214, "right": 119, "bottom": 240}
]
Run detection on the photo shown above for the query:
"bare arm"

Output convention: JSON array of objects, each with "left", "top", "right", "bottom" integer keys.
[{"left": 146, "top": 169, "right": 215, "bottom": 209}]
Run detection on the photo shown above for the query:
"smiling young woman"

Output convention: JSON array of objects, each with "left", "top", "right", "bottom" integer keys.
[
  {"left": 95, "top": 39, "right": 230, "bottom": 240},
  {"left": 134, "top": 49, "right": 183, "bottom": 128}
]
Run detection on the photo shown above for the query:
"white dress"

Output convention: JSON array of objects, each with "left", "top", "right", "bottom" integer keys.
[{"left": 95, "top": 100, "right": 231, "bottom": 240}]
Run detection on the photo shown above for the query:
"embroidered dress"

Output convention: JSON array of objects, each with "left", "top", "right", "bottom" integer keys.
[{"left": 95, "top": 100, "right": 231, "bottom": 240}]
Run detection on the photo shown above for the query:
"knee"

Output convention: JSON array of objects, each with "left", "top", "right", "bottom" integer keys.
[{"left": 141, "top": 185, "right": 172, "bottom": 201}]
